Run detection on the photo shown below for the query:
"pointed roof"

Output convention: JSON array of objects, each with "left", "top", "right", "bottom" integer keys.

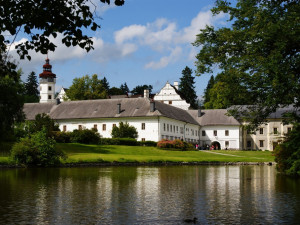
[{"left": 39, "top": 58, "right": 56, "bottom": 78}]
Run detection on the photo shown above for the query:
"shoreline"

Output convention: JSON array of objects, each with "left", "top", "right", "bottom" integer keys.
[{"left": 0, "top": 161, "right": 275, "bottom": 168}]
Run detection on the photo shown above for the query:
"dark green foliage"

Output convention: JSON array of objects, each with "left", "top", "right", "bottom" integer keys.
[
  {"left": 66, "top": 74, "right": 108, "bottom": 100},
  {"left": 120, "top": 82, "right": 130, "bottom": 94},
  {"left": 131, "top": 85, "right": 153, "bottom": 95},
  {"left": 52, "top": 131, "right": 71, "bottom": 143},
  {"left": 31, "top": 113, "right": 60, "bottom": 137},
  {"left": 24, "top": 71, "right": 39, "bottom": 103},
  {"left": 111, "top": 122, "right": 138, "bottom": 139},
  {"left": 179, "top": 66, "right": 198, "bottom": 109},
  {"left": 109, "top": 87, "right": 124, "bottom": 95},
  {"left": 193, "top": 0, "right": 300, "bottom": 124},
  {"left": 0, "top": 0, "right": 124, "bottom": 60},
  {"left": 100, "top": 138, "right": 138, "bottom": 146},
  {"left": 0, "top": 73, "right": 25, "bottom": 142},
  {"left": 70, "top": 129, "right": 100, "bottom": 144},
  {"left": 10, "top": 128, "right": 66, "bottom": 167},
  {"left": 203, "top": 75, "right": 214, "bottom": 107},
  {"left": 274, "top": 124, "right": 300, "bottom": 176},
  {"left": 100, "top": 77, "right": 110, "bottom": 93},
  {"left": 138, "top": 140, "right": 157, "bottom": 147}
]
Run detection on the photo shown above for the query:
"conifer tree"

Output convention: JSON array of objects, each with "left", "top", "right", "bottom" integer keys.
[
  {"left": 24, "top": 71, "right": 39, "bottom": 103},
  {"left": 120, "top": 82, "right": 130, "bottom": 94},
  {"left": 203, "top": 75, "right": 214, "bottom": 108},
  {"left": 179, "top": 66, "right": 198, "bottom": 109}
]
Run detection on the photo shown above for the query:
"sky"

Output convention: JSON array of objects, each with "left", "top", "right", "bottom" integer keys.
[{"left": 9, "top": 0, "right": 229, "bottom": 97}]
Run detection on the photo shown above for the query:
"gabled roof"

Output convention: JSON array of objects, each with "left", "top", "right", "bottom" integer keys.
[
  {"left": 188, "top": 109, "right": 240, "bottom": 126},
  {"left": 23, "top": 98, "right": 199, "bottom": 125}
]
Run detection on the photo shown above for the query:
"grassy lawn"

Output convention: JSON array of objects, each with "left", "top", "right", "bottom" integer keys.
[{"left": 56, "top": 143, "right": 275, "bottom": 164}]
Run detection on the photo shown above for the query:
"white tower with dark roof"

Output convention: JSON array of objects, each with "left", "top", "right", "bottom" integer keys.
[{"left": 39, "top": 58, "right": 56, "bottom": 103}]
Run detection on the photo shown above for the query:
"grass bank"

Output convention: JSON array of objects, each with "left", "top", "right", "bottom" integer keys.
[
  {"left": 57, "top": 143, "right": 274, "bottom": 164},
  {"left": 0, "top": 143, "right": 275, "bottom": 166}
]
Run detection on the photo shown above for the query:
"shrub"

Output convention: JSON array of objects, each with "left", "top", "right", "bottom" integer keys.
[
  {"left": 138, "top": 140, "right": 157, "bottom": 147},
  {"left": 52, "top": 131, "right": 71, "bottom": 143},
  {"left": 111, "top": 122, "right": 138, "bottom": 139},
  {"left": 70, "top": 129, "right": 100, "bottom": 144},
  {"left": 157, "top": 139, "right": 195, "bottom": 151},
  {"left": 10, "top": 128, "right": 66, "bottom": 167},
  {"left": 99, "top": 138, "right": 138, "bottom": 146}
]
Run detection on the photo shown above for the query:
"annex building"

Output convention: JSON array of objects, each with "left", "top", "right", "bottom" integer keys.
[{"left": 23, "top": 59, "right": 297, "bottom": 151}]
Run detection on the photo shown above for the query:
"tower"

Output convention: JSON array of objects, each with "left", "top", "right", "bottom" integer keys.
[{"left": 39, "top": 58, "right": 56, "bottom": 103}]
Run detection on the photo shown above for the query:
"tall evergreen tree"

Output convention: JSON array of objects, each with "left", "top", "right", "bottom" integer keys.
[
  {"left": 120, "top": 82, "right": 130, "bottom": 94},
  {"left": 179, "top": 66, "right": 198, "bottom": 109},
  {"left": 100, "top": 77, "right": 110, "bottom": 94},
  {"left": 24, "top": 71, "right": 39, "bottom": 103},
  {"left": 131, "top": 85, "right": 153, "bottom": 95},
  {"left": 203, "top": 75, "right": 214, "bottom": 107}
]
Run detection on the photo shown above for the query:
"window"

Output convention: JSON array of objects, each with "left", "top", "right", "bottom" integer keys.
[
  {"left": 247, "top": 141, "right": 251, "bottom": 148},
  {"left": 113, "top": 124, "right": 116, "bottom": 128},
  {"left": 214, "top": 130, "right": 217, "bottom": 136},
  {"left": 170, "top": 125, "right": 172, "bottom": 132},
  {"left": 102, "top": 124, "right": 106, "bottom": 131},
  {"left": 63, "top": 125, "right": 67, "bottom": 132},
  {"left": 225, "top": 130, "right": 229, "bottom": 136},
  {"left": 287, "top": 127, "right": 292, "bottom": 133},
  {"left": 180, "top": 127, "right": 184, "bottom": 134},
  {"left": 202, "top": 130, "right": 206, "bottom": 136},
  {"left": 259, "top": 128, "right": 264, "bottom": 134},
  {"left": 225, "top": 141, "right": 229, "bottom": 148},
  {"left": 176, "top": 126, "right": 178, "bottom": 133},
  {"left": 141, "top": 123, "right": 145, "bottom": 130},
  {"left": 48, "top": 95, "right": 52, "bottom": 99},
  {"left": 48, "top": 86, "right": 52, "bottom": 91},
  {"left": 167, "top": 124, "right": 169, "bottom": 132},
  {"left": 78, "top": 125, "right": 82, "bottom": 130},
  {"left": 141, "top": 138, "right": 145, "bottom": 141},
  {"left": 169, "top": 101, "right": 172, "bottom": 104},
  {"left": 274, "top": 128, "right": 278, "bottom": 134},
  {"left": 259, "top": 140, "right": 264, "bottom": 147},
  {"left": 163, "top": 123, "right": 166, "bottom": 131},
  {"left": 40, "top": 86, "right": 42, "bottom": 91},
  {"left": 94, "top": 124, "right": 97, "bottom": 131}
]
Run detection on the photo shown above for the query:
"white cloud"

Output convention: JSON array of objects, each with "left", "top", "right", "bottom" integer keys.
[
  {"left": 114, "top": 25, "right": 146, "bottom": 44},
  {"left": 145, "top": 47, "right": 182, "bottom": 69}
]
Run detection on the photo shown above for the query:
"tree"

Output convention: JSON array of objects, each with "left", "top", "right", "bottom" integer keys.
[
  {"left": 66, "top": 74, "right": 108, "bottom": 100},
  {"left": 0, "top": 68, "right": 24, "bottom": 142},
  {"left": 100, "top": 77, "right": 110, "bottom": 93},
  {"left": 193, "top": 0, "right": 299, "bottom": 126},
  {"left": 109, "top": 87, "right": 124, "bottom": 95},
  {"left": 193, "top": 0, "right": 300, "bottom": 175},
  {"left": 120, "top": 82, "right": 130, "bottom": 94},
  {"left": 1, "top": 0, "right": 125, "bottom": 61},
  {"left": 178, "top": 66, "right": 198, "bottom": 109},
  {"left": 24, "top": 71, "right": 39, "bottom": 103},
  {"left": 203, "top": 75, "right": 214, "bottom": 107},
  {"left": 111, "top": 122, "right": 138, "bottom": 139},
  {"left": 131, "top": 85, "right": 153, "bottom": 96}
]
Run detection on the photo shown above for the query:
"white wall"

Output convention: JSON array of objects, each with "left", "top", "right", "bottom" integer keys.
[
  {"left": 200, "top": 125, "right": 240, "bottom": 149},
  {"left": 40, "top": 79, "right": 56, "bottom": 103}
]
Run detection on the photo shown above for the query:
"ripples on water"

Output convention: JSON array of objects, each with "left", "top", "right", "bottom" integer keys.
[{"left": 0, "top": 166, "right": 299, "bottom": 224}]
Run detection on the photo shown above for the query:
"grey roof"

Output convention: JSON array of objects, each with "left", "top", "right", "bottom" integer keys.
[
  {"left": 188, "top": 109, "right": 240, "bottom": 126},
  {"left": 23, "top": 98, "right": 199, "bottom": 125},
  {"left": 228, "top": 105, "right": 300, "bottom": 119}
]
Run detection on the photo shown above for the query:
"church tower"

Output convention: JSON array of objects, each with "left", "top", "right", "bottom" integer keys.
[{"left": 39, "top": 58, "right": 56, "bottom": 103}]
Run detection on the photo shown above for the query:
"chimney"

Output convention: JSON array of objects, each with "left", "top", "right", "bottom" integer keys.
[
  {"left": 174, "top": 81, "right": 179, "bottom": 89},
  {"left": 144, "top": 89, "right": 149, "bottom": 99},
  {"left": 198, "top": 108, "right": 202, "bottom": 117},
  {"left": 117, "top": 103, "right": 121, "bottom": 114},
  {"left": 150, "top": 101, "right": 155, "bottom": 112}
]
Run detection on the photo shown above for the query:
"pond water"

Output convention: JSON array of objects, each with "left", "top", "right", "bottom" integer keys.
[{"left": 0, "top": 165, "right": 299, "bottom": 225}]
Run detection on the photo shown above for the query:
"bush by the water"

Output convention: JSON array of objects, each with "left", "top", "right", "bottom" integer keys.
[
  {"left": 111, "top": 122, "right": 138, "bottom": 139},
  {"left": 274, "top": 123, "right": 300, "bottom": 176},
  {"left": 10, "top": 128, "right": 66, "bottom": 167},
  {"left": 157, "top": 139, "right": 194, "bottom": 151}
]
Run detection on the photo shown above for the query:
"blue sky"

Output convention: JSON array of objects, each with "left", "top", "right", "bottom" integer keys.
[{"left": 11, "top": 0, "right": 228, "bottom": 97}]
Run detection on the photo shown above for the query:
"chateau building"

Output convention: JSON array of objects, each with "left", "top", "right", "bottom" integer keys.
[{"left": 22, "top": 59, "right": 298, "bottom": 151}]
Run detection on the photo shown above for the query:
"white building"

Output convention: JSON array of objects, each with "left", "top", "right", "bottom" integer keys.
[
  {"left": 57, "top": 87, "right": 69, "bottom": 102},
  {"left": 154, "top": 81, "right": 191, "bottom": 110},
  {"left": 39, "top": 58, "right": 56, "bottom": 103}
]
